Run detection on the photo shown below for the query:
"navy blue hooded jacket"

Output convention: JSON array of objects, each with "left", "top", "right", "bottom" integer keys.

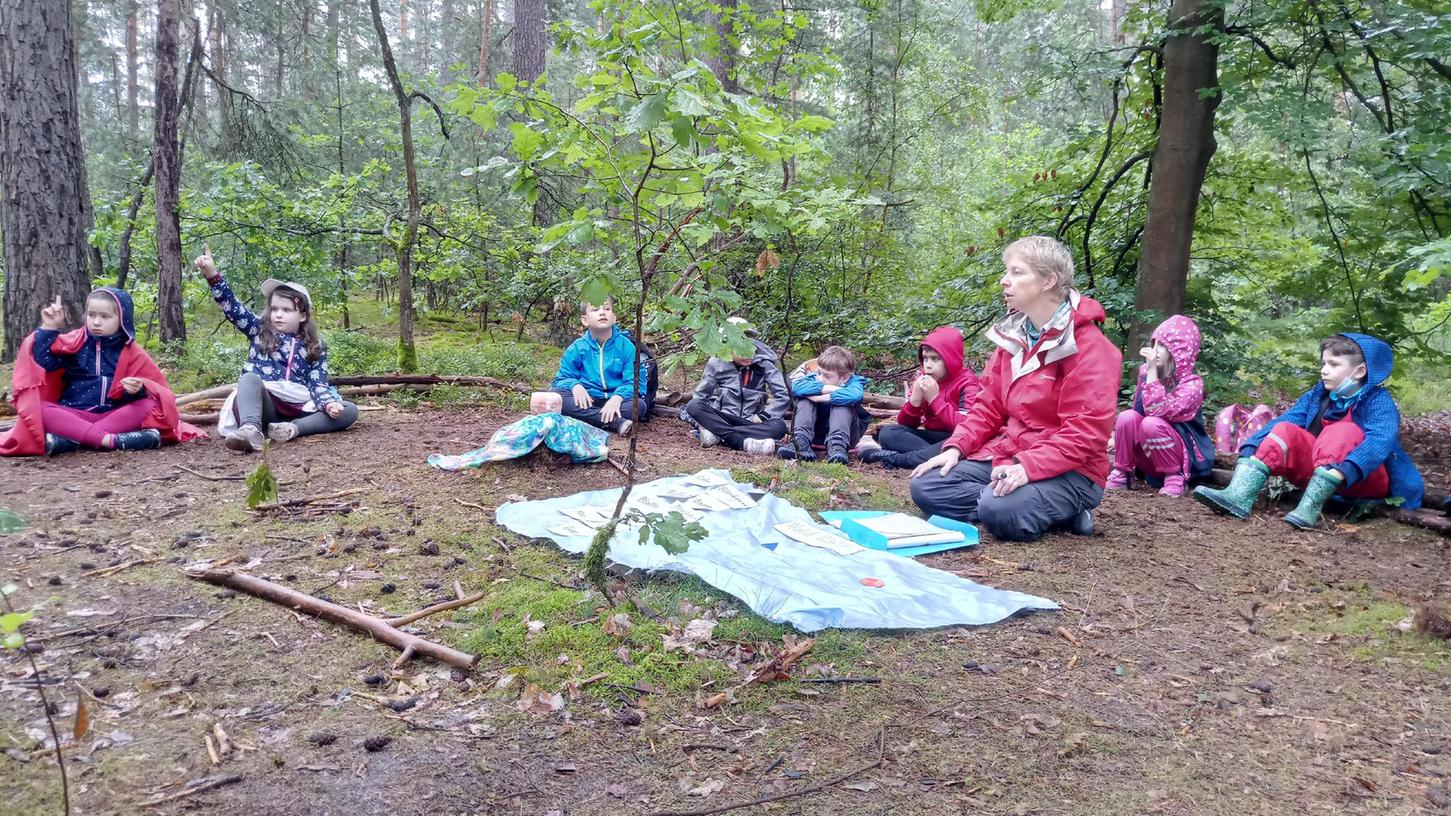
[
  {"left": 31, "top": 287, "right": 145, "bottom": 414},
  {"left": 1241, "top": 332, "right": 1424, "bottom": 509}
]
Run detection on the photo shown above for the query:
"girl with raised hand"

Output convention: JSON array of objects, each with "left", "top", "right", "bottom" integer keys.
[
  {"left": 194, "top": 246, "right": 358, "bottom": 452},
  {"left": 1, "top": 289, "right": 202, "bottom": 456}
]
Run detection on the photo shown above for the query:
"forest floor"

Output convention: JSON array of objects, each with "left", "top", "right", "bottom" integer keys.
[{"left": 3, "top": 402, "right": 1450, "bottom": 816}]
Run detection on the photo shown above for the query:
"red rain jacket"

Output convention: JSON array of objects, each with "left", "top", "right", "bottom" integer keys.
[
  {"left": 1, "top": 329, "right": 205, "bottom": 456},
  {"left": 942, "top": 292, "right": 1121, "bottom": 486},
  {"left": 896, "top": 325, "right": 982, "bottom": 433}
]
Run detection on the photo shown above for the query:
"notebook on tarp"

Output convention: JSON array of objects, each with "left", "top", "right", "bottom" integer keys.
[{"left": 818, "top": 510, "right": 978, "bottom": 557}]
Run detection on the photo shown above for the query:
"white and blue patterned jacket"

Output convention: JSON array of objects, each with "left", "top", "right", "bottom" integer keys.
[{"left": 209, "top": 276, "right": 342, "bottom": 408}]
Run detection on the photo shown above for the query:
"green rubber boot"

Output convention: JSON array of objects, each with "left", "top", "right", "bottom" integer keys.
[
  {"left": 1284, "top": 467, "right": 1344, "bottom": 530},
  {"left": 1192, "top": 457, "right": 1270, "bottom": 520}
]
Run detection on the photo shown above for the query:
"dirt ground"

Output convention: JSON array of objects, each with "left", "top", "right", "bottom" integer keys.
[{"left": 2, "top": 404, "right": 1450, "bottom": 816}]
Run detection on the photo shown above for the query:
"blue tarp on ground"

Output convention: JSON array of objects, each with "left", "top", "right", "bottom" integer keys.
[{"left": 493, "top": 468, "right": 1057, "bottom": 633}]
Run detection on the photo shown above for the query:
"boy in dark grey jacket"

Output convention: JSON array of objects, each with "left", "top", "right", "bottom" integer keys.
[{"left": 681, "top": 327, "right": 790, "bottom": 455}]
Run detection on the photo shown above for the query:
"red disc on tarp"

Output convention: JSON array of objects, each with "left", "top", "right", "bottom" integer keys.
[{"left": 860, "top": 577, "right": 885, "bottom": 588}]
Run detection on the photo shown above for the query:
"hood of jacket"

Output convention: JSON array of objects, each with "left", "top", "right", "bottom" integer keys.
[
  {"left": 90, "top": 286, "right": 137, "bottom": 344},
  {"left": 1150, "top": 315, "right": 1201, "bottom": 384},
  {"left": 1339, "top": 332, "right": 1393, "bottom": 388}
]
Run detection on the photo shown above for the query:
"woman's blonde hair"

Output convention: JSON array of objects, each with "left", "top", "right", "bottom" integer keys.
[{"left": 1002, "top": 236, "right": 1075, "bottom": 297}]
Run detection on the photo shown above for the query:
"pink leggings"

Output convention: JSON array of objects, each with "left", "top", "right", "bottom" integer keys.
[
  {"left": 41, "top": 399, "right": 157, "bottom": 449},
  {"left": 1113, "top": 409, "right": 1185, "bottom": 478}
]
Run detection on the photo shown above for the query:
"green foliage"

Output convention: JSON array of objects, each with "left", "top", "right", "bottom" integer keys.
[
  {"left": 635, "top": 511, "right": 709, "bottom": 555},
  {"left": 245, "top": 449, "right": 279, "bottom": 510}
]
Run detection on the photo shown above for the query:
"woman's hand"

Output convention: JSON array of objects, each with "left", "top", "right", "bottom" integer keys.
[
  {"left": 40, "top": 296, "right": 66, "bottom": 330},
  {"left": 990, "top": 463, "right": 1029, "bottom": 497},
  {"left": 325, "top": 402, "right": 344, "bottom": 419},
  {"left": 912, "top": 446, "right": 962, "bottom": 479},
  {"left": 121, "top": 377, "right": 145, "bottom": 395}
]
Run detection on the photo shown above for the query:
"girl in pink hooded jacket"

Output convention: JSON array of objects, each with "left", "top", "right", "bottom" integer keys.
[{"left": 1107, "top": 315, "right": 1214, "bottom": 496}]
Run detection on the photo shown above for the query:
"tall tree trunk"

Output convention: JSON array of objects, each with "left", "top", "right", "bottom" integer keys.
[
  {"left": 210, "top": 5, "right": 231, "bottom": 144},
  {"left": 702, "top": 0, "right": 738, "bottom": 94},
  {"left": 438, "top": 0, "right": 454, "bottom": 81},
  {"left": 127, "top": 0, "right": 140, "bottom": 143},
  {"left": 329, "top": 0, "right": 350, "bottom": 329},
  {"left": 512, "top": 0, "right": 544, "bottom": 85},
  {"left": 1132, "top": 0, "right": 1222, "bottom": 344},
  {"left": 0, "top": 0, "right": 95, "bottom": 362},
  {"left": 154, "top": 0, "right": 186, "bottom": 343},
  {"left": 475, "top": 0, "right": 493, "bottom": 83},
  {"left": 513, "top": 0, "right": 547, "bottom": 224},
  {"left": 369, "top": 0, "right": 419, "bottom": 371},
  {"left": 301, "top": 0, "right": 315, "bottom": 100}
]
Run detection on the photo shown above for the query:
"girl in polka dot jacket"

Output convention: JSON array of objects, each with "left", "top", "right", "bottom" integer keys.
[{"left": 194, "top": 245, "right": 358, "bottom": 452}]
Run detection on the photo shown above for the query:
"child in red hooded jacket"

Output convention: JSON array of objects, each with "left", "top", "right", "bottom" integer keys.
[{"left": 857, "top": 325, "right": 982, "bottom": 470}]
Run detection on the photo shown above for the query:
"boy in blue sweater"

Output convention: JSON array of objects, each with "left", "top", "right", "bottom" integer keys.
[
  {"left": 551, "top": 298, "right": 650, "bottom": 436},
  {"left": 777, "top": 345, "right": 869, "bottom": 464},
  {"left": 1194, "top": 333, "right": 1424, "bottom": 528}
]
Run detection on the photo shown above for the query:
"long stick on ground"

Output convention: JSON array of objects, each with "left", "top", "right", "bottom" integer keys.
[
  {"left": 385, "top": 591, "right": 487, "bottom": 627},
  {"left": 186, "top": 569, "right": 480, "bottom": 670}
]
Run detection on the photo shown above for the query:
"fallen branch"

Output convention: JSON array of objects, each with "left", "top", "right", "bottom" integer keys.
[
  {"left": 385, "top": 591, "right": 487, "bottom": 628},
  {"left": 175, "top": 465, "right": 245, "bottom": 482},
  {"left": 253, "top": 488, "right": 367, "bottom": 511},
  {"left": 138, "top": 774, "right": 243, "bottom": 807},
  {"left": 330, "top": 374, "right": 532, "bottom": 395},
  {"left": 81, "top": 558, "right": 162, "bottom": 578},
  {"left": 186, "top": 569, "right": 480, "bottom": 670},
  {"left": 798, "top": 677, "right": 881, "bottom": 685},
  {"left": 650, "top": 726, "right": 886, "bottom": 816},
  {"left": 175, "top": 384, "right": 236, "bottom": 407}
]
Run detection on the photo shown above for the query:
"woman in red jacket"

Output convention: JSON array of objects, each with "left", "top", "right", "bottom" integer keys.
[{"left": 910, "top": 237, "right": 1121, "bottom": 541}]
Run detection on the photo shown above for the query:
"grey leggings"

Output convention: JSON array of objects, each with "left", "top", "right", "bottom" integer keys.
[
  {"left": 911, "top": 458, "right": 1103, "bottom": 542},
  {"left": 233, "top": 372, "right": 359, "bottom": 438}
]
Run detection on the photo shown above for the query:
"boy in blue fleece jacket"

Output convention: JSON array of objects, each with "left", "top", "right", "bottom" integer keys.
[
  {"left": 777, "top": 345, "right": 869, "bottom": 464},
  {"left": 1194, "top": 333, "right": 1424, "bottom": 528},
  {"left": 551, "top": 298, "right": 650, "bottom": 435}
]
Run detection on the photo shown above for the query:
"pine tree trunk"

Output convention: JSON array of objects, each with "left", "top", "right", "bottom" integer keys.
[
  {"left": 1132, "top": 0, "right": 1222, "bottom": 345},
  {"left": 476, "top": 0, "right": 493, "bottom": 83},
  {"left": 370, "top": 0, "right": 419, "bottom": 371},
  {"left": 513, "top": 0, "right": 547, "bottom": 224},
  {"left": 210, "top": 6, "right": 231, "bottom": 144},
  {"left": 154, "top": 0, "right": 187, "bottom": 343},
  {"left": 0, "top": 0, "right": 95, "bottom": 362},
  {"left": 703, "top": 0, "right": 738, "bottom": 94},
  {"left": 438, "top": 0, "right": 454, "bottom": 81},
  {"left": 127, "top": 0, "right": 140, "bottom": 143}
]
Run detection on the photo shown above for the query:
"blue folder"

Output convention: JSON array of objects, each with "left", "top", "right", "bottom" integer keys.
[{"left": 817, "top": 510, "right": 978, "bottom": 557}]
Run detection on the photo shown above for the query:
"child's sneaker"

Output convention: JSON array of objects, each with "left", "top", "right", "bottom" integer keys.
[
  {"left": 1105, "top": 468, "right": 1131, "bottom": 490},
  {"left": 44, "top": 434, "right": 80, "bottom": 456},
  {"left": 742, "top": 437, "right": 776, "bottom": 455},
  {"left": 855, "top": 435, "right": 881, "bottom": 454},
  {"left": 777, "top": 434, "right": 816, "bottom": 461},
  {"left": 696, "top": 427, "right": 721, "bottom": 448},
  {"left": 224, "top": 424, "right": 265, "bottom": 453},
  {"left": 113, "top": 429, "right": 162, "bottom": 451},
  {"left": 615, "top": 419, "right": 634, "bottom": 437},
  {"left": 267, "top": 422, "right": 299, "bottom": 443},
  {"left": 1158, "top": 474, "right": 1185, "bottom": 497},
  {"left": 826, "top": 448, "right": 849, "bottom": 465}
]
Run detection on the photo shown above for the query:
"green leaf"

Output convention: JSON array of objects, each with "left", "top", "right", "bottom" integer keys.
[
  {"left": 624, "top": 94, "right": 668, "bottom": 133},
  {"left": 245, "top": 457, "right": 278, "bottom": 510},
  {"left": 2, "top": 632, "right": 22, "bottom": 650},
  {"left": 792, "top": 114, "right": 834, "bottom": 134},
  {"left": 0, "top": 611, "right": 33, "bottom": 634},
  {"left": 580, "top": 276, "right": 613, "bottom": 308},
  {"left": 672, "top": 88, "right": 710, "bottom": 117},
  {"left": 509, "top": 123, "right": 545, "bottom": 161},
  {"left": 670, "top": 115, "right": 695, "bottom": 150},
  {"left": 495, "top": 72, "right": 518, "bottom": 93}
]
